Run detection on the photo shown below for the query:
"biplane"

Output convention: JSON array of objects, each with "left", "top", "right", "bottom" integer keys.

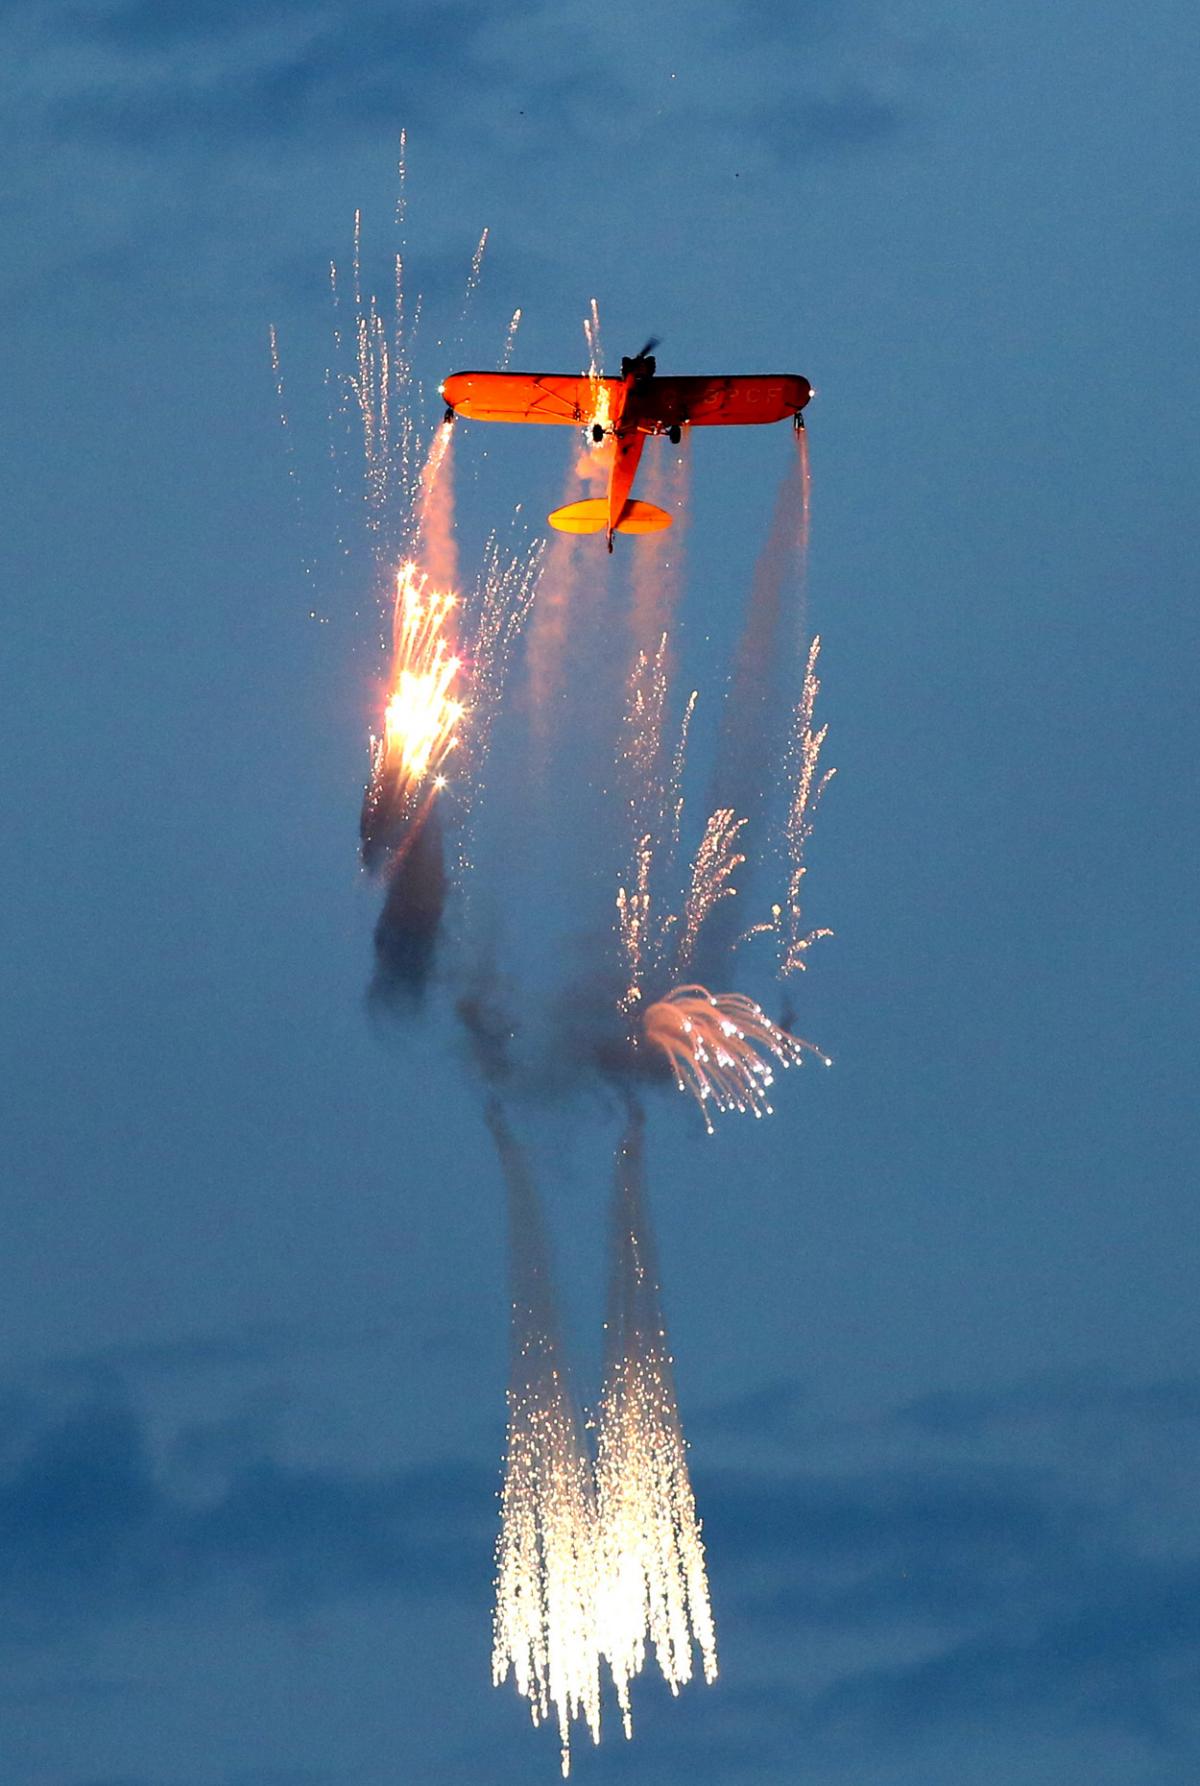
[{"left": 440, "top": 343, "right": 811, "bottom": 551}]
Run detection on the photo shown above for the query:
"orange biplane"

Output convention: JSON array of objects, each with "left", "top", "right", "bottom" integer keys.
[{"left": 440, "top": 343, "right": 811, "bottom": 551}]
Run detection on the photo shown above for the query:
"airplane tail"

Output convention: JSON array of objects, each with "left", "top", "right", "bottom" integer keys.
[{"left": 548, "top": 498, "right": 673, "bottom": 537}]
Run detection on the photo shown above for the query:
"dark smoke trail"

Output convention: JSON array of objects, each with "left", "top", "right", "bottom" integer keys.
[{"left": 367, "top": 804, "right": 447, "bottom": 1013}]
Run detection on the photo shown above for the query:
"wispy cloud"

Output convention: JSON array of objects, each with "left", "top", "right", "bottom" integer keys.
[
  {"left": 0, "top": 1391, "right": 494, "bottom": 1640},
  {"left": 4, "top": 1366, "right": 1197, "bottom": 1778}
]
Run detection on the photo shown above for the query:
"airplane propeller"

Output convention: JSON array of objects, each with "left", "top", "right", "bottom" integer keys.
[{"left": 635, "top": 336, "right": 661, "bottom": 358}]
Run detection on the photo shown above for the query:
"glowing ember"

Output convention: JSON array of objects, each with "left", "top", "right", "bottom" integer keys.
[{"left": 643, "top": 984, "right": 829, "bottom": 1132}]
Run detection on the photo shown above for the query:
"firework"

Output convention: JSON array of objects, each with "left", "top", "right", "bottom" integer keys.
[
  {"left": 779, "top": 634, "right": 836, "bottom": 975},
  {"left": 615, "top": 637, "right": 696, "bottom": 1006},
  {"left": 643, "top": 984, "right": 829, "bottom": 1132},
  {"left": 500, "top": 307, "right": 522, "bottom": 370},
  {"left": 360, "top": 560, "right": 464, "bottom": 869},
  {"left": 595, "top": 1110, "right": 717, "bottom": 1735},
  {"left": 462, "top": 536, "right": 542, "bottom": 801},
  {"left": 488, "top": 1104, "right": 601, "bottom": 1777},
  {"left": 676, "top": 806, "right": 748, "bottom": 974}
]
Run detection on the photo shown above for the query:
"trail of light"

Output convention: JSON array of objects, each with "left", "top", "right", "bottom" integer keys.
[
  {"left": 780, "top": 633, "right": 835, "bottom": 975},
  {"left": 643, "top": 984, "right": 829, "bottom": 1132},
  {"left": 394, "top": 126, "right": 407, "bottom": 236},
  {"left": 676, "top": 807, "right": 748, "bottom": 973},
  {"left": 525, "top": 300, "right": 614, "bottom": 731},
  {"left": 392, "top": 252, "right": 414, "bottom": 503},
  {"left": 628, "top": 438, "right": 689, "bottom": 657},
  {"left": 457, "top": 535, "right": 543, "bottom": 861},
  {"left": 796, "top": 416, "right": 812, "bottom": 570},
  {"left": 580, "top": 298, "right": 614, "bottom": 471},
  {"left": 459, "top": 226, "right": 489, "bottom": 330},
  {"left": 267, "top": 323, "right": 315, "bottom": 589},
  {"left": 595, "top": 1110, "right": 717, "bottom": 1732},
  {"left": 488, "top": 1104, "right": 601, "bottom": 1778},
  {"left": 413, "top": 419, "right": 457, "bottom": 590},
  {"left": 500, "top": 307, "right": 522, "bottom": 369},
  {"left": 524, "top": 472, "right": 583, "bottom": 735},
  {"left": 615, "top": 635, "right": 691, "bottom": 1005}
]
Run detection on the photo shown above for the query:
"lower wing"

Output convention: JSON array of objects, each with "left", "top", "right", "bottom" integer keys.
[
  {"left": 648, "top": 374, "right": 811, "bottom": 427},
  {"left": 441, "top": 371, "right": 622, "bottom": 426}
]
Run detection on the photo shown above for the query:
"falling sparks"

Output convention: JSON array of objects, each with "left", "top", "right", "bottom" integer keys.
[
  {"left": 676, "top": 807, "right": 748, "bottom": 974},
  {"left": 283, "top": 169, "right": 837, "bottom": 1775},
  {"left": 616, "top": 635, "right": 673, "bottom": 1004},
  {"left": 500, "top": 306, "right": 522, "bottom": 370},
  {"left": 643, "top": 984, "right": 829, "bottom": 1132},
  {"left": 615, "top": 637, "right": 696, "bottom": 1005},
  {"left": 595, "top": 1112, "right": 717, "bottom": 1734},
  {"left": 455, "top": 534, "right": 543, "bottom": 859},
  {"left": 489, "top": 1105, "right": 601, "bottom": 1777},
  {"left": 459, "top": 225, "right": 490, "bottom": 329},
  {"left": 382, "top": 563, "right": 462, "bottom": 783},
  {"left": 780, "top": 634, "right": 836, "bottom": 975},
  {"left": 583, "top": 297, "right": 615, "bottom": 442},
  {"left": 361, "top": 562, "right": 464, "bottom": 865}
]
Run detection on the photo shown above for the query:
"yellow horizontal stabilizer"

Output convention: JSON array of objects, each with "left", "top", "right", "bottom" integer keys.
[
  {"left": 547, "top": 498, "right": 674, "bottom": 537},
  {"left": 615, "top": 499, "right": 672, "bottom": 535},
  {"left": 548, "top": 498, "right": 608, "bottom": 534}
]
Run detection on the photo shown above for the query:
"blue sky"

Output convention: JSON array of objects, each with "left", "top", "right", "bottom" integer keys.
[{"left": 1, "top": 0, "right": 1197, "bottom": 1781}]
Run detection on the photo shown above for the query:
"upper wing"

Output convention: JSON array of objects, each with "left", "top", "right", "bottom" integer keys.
[
  {"left": 441, "top": 371, "right": 622, "bottom": 426},
  {"left": 648, "top": 374, "right": 812, "bottom": 428}
]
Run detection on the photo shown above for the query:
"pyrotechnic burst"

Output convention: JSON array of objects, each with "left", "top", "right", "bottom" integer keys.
[
  {"left": 595, "top": 1111, "right": 717, "bottom": 1733},
  {"left": 281, "top": 156, "right": 837, "bottom": 1776},
  {"left": 360, "top": 559, "right": 464, "bottom": 871},
  {"left": 488, "top": 1104, "right": 601, "bottom": 1777},
  {"left": 643, "top": 984, "right": 829, "bottom": 1133}
]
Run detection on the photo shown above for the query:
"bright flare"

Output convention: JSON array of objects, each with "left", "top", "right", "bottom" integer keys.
[
  {"left": 643, "top": 984, "right": 829, "bottom": 1133},
  {"left": 376, "top": 560, "right": 464, "bottom": 795}
]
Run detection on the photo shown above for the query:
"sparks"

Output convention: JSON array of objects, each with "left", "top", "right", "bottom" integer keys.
[
  {"left": 676, "top": 807, "right": 748, "bottom": 974},
  {"left": 488, "top": 1105, "right": 601, "bottom": 1777},
  {"left": 643, "top": 984, "right": 827, "bottom": 1132},
  {"left": 780, "top": 634, "right": 836, "bottom": 975},
  {"left": 382, "top": 562, "right": 463, "bottom": 786},
  {"left": 595, "top": 1113, "right": 717, "bottom": 1734},
  {"left": 361, "top": 561, "right": 465, "bottom": 867}
]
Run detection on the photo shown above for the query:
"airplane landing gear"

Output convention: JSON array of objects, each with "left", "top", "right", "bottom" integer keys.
[
  {"left": 668, "top": 424, "right": 682, "bottom": 445},
  {"left": 592, "top": 423, "right": 605, "bottom": 444},
  {"left": 444, "top": 405, "right": 455, "bottom": 425},
  {"left": 793, "top": 411, "right": 806, "bottom": 432}
]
